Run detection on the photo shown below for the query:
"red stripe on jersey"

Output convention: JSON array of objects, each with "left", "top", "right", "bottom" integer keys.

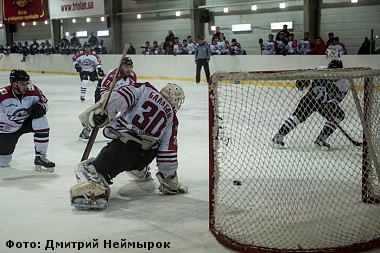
[{"left": 34, "top": 128, "right": 49, "bottom": 133}]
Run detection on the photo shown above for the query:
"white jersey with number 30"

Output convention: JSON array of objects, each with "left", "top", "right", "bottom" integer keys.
[{"left": 104, "top": 82, "right": 179, "bottom": 173}]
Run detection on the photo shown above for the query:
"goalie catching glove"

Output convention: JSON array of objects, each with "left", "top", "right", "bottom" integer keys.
[
  {"left": 156, "top": 172, "right": 188, "bottom": 195},
  {"left": 28, "top": 103, "right": 46, "bottom": 119},
  {"left": 89, "top": 109, "right": 109, "bottom": 128}
]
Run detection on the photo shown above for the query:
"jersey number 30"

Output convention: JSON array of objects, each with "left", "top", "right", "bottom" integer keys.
[{"left": 132, "top": 101, "right": 167, "bottom": 137}]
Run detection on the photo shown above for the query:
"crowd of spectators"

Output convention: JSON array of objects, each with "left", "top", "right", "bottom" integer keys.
[
  {"left": 258, "top": 24, "right": 348, "bottom": 56},
  {"left": 0, "top": 32, "right": 107, "bottom": 62},
  {"left": 140, "top": 28, "right": 246, "bottom": 56},
  {"left": 0, "top": 26, "right": 377, "bottom": 60}
]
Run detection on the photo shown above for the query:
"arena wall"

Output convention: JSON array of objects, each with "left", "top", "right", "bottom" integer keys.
[{"left": 0, "top": 54, "right": 379, "bottom": 83}]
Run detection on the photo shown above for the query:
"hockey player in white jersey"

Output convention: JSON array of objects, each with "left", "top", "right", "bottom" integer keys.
[
  {"left": 70, "top": 82, "right": 187, "bottom": 209},
  {"left": 79, "top": 56, "right": 137, "bottom": 140},
  {"left": 72, "top": 42, "right": 104, "bottom": 102},
  {"left": 272, "top": 60, "right": 347, "bottom": 150},
  {"left": 0, "top": 69, "right": 55, "bottom": 171}
]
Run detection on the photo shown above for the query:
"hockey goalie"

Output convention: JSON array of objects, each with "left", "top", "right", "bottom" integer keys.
[{"left": 70, "top": 82, "right": 188, "bottom": 210}]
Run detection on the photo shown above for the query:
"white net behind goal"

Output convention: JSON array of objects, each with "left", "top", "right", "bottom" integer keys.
[{"left": 209, "top": 68, "right": 380, "bottom": 252}]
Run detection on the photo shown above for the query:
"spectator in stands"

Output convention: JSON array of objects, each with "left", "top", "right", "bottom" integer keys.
[
  {"left": 210, "top": 39, "right": 220, "bottom": 55},
  {"left": 358, "top": 37, "right": 371, "bottom": 54},
  {"left": 285, "top": 33, "right": 298, "bottom": 55},
  {"left": 70, "top": 33, "right": 80, "bottom": 47},
  {"left": 187, "top": 36, "right": 197, "bottom": 55},
  {"left": 298, "top": 32, "right": 313, "bottom": 55},
  {"left": 60, "top": 35, "right": 70, "bottom": 47},
  {"left": 142, "top": 41, "right": 151, "bottom": 55},
  {"left": 95, "top": 40, "right": 107, "bottom": 54},
  {"left": 276, "top": 32, "right": 288, "bottom": 55},
  {"left": 276, "top": 24, "right": 290, "bottom": 41},
  {"left": 259, "top": 34, "right": 277, "bottom": 55},
  {"left": 150, "top": 41, "right": 162, "bottom": 55},
  {"left": 164, "top": 30, "right": 175, "bottom": 49},
  {"left": 212, "top": 27, "right": 224, "bottom": 43},
  {"left": 173, "top": 37, "right": 183, "bottom": 55},
  {"left": 326, "top": 32, "right": 335, "bottom": 48},
  {"left": 88, "top": 32, "right": 99, "bottom": 47},
  {"left": 230, "top": 38, "right": 246, "bottom": 55},
  {"left": 216, "top": 33, "right": 229, "bottom": 55},
  {"left": 127, "top": 43, "right": 136, "bottom": 54},
  {"left": 182, "top": 40, "right": 189, "bottom": 54},
  {"left": 327, "top": 37, "right": 346, "bottom": 56},
  {"left": 311, "top": 36, "right": 326, "bottom": 55}
]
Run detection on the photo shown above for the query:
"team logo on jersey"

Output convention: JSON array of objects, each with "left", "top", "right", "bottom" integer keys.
[
  {"left": 0, "top": 88, "right": 8, "bottom": 95},
  {"left": 83, "top": 59, "right": 94, "bottom": 67},
  {"left": 7, "top": 108, "right": 30, "bottom": 124}
]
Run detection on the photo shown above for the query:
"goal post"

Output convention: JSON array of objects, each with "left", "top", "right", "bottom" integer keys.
[{"left": 209, "top": 68, "right": 380, "bottom": 252}]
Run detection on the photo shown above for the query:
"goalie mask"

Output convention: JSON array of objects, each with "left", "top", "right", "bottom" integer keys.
[{"left": 160, "top": 83, "right": 185, "bottom": 112}]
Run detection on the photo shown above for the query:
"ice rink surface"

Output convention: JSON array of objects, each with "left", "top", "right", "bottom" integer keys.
[{"left": 0, "top": 72, "right": 379, "bottom": 253}]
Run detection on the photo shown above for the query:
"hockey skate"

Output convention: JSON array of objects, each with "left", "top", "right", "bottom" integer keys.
[
  {"left": 79, "top": 127, "right": 91, "bottom": 140},
  {"left": 314, "top": 136, "right": 330, "bottom": 150},
  {"left": 125, "top": 166, "right": 152, "bottom": 181},
  {"left": 80, "top": 96, "right": 85, "bottom": 102},
  {"left": 271, "top": 133, "right": 285, "bottom": 148},
  {"left": 34, "top": 156, "right": 55, "bottom": 172},
  {"left": 70, "top": 159, "right": 110, "bottom": 210}
]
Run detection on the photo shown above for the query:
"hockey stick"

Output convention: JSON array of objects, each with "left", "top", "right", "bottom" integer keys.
[{"left": 81, "top": 44, "right": 130, "bottom": 161}]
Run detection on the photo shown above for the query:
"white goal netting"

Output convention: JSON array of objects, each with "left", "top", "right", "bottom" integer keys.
[{"left": 209, "top": 68, "right": 380, "bottom": 252}]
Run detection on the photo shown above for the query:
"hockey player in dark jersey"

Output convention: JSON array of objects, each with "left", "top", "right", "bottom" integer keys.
[
  {"left": 272, "top": 60, "right": 347, "bottom": 150},
  {"left": 0, "top": 69, "right": 55, "bottom": 171}
]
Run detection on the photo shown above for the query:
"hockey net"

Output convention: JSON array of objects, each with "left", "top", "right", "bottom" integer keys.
[{"left": 209, "top": 68, "right": 380, "bottom": 252}]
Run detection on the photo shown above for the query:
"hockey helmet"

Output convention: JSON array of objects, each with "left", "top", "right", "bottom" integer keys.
[
  {"left": 122, "top": 56, "right": 133, "bottom": 66},
  {"left": 328, "top": 59, "right": 343, "bottom": 69},
  {"left": 160, "top": 83, "right": 185, "bottom": 112},
  {"left": 9, "top": 69, "right": 30, "bottom": 84},
  {"left": 83, "top": 42, "right": 91, "bottom": 48}
]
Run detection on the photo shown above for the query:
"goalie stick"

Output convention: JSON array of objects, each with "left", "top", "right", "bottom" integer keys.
[{"left": 80, "top": 44, "right": 130, "bottom": 161}]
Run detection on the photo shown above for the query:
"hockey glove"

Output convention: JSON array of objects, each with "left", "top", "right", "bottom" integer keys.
[
  {"left": 75, "top": 64, "right": 82, "bottom": 72},
  {"left": 97, "top": 68, "right": 105, "bottom": 77},
  {"left": 89, "top": 109, "right": 109, "bottom": 128},
  {"left": 28, "top": 103, "right": 46, "bottom": 119}
]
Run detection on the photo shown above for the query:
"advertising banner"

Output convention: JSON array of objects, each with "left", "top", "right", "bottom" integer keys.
[
  {"left": 2, "top": 0, "right": 47, "bottom": 24},
  {"left": 48, "top": 0, "right": 105, "bottom": 19}
]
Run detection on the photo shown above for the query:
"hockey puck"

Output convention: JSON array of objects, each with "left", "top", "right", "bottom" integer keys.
[{"left": 233, "top": 180, "right": 241, "bottom": 186}]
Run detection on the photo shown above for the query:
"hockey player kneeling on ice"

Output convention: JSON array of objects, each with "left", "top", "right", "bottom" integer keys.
[
  {"left": 272, "top": 59, "right": 347, "bottom": 150},
  {"left": 0, "top": 69, "right": 55, "bottom": 171},
  {"left": 70, "top": 82, "right": 188, "bottom": 209}
]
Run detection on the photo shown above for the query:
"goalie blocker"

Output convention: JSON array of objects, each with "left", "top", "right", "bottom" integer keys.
[{"left": 71, "top": 82, "right": 187, "bottom": 210}]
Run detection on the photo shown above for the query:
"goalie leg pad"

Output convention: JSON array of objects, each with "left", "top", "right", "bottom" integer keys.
[
  {"left": 71, "top": 158, "right": 111, "bottom": 209},
  {"left": 156, "top": 172, "right": 188, "bottom": 195}
]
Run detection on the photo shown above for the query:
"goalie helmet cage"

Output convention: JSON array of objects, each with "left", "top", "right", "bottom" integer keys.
[{"left": 208, "top": 68, "right": 380, "bottom": 253}]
